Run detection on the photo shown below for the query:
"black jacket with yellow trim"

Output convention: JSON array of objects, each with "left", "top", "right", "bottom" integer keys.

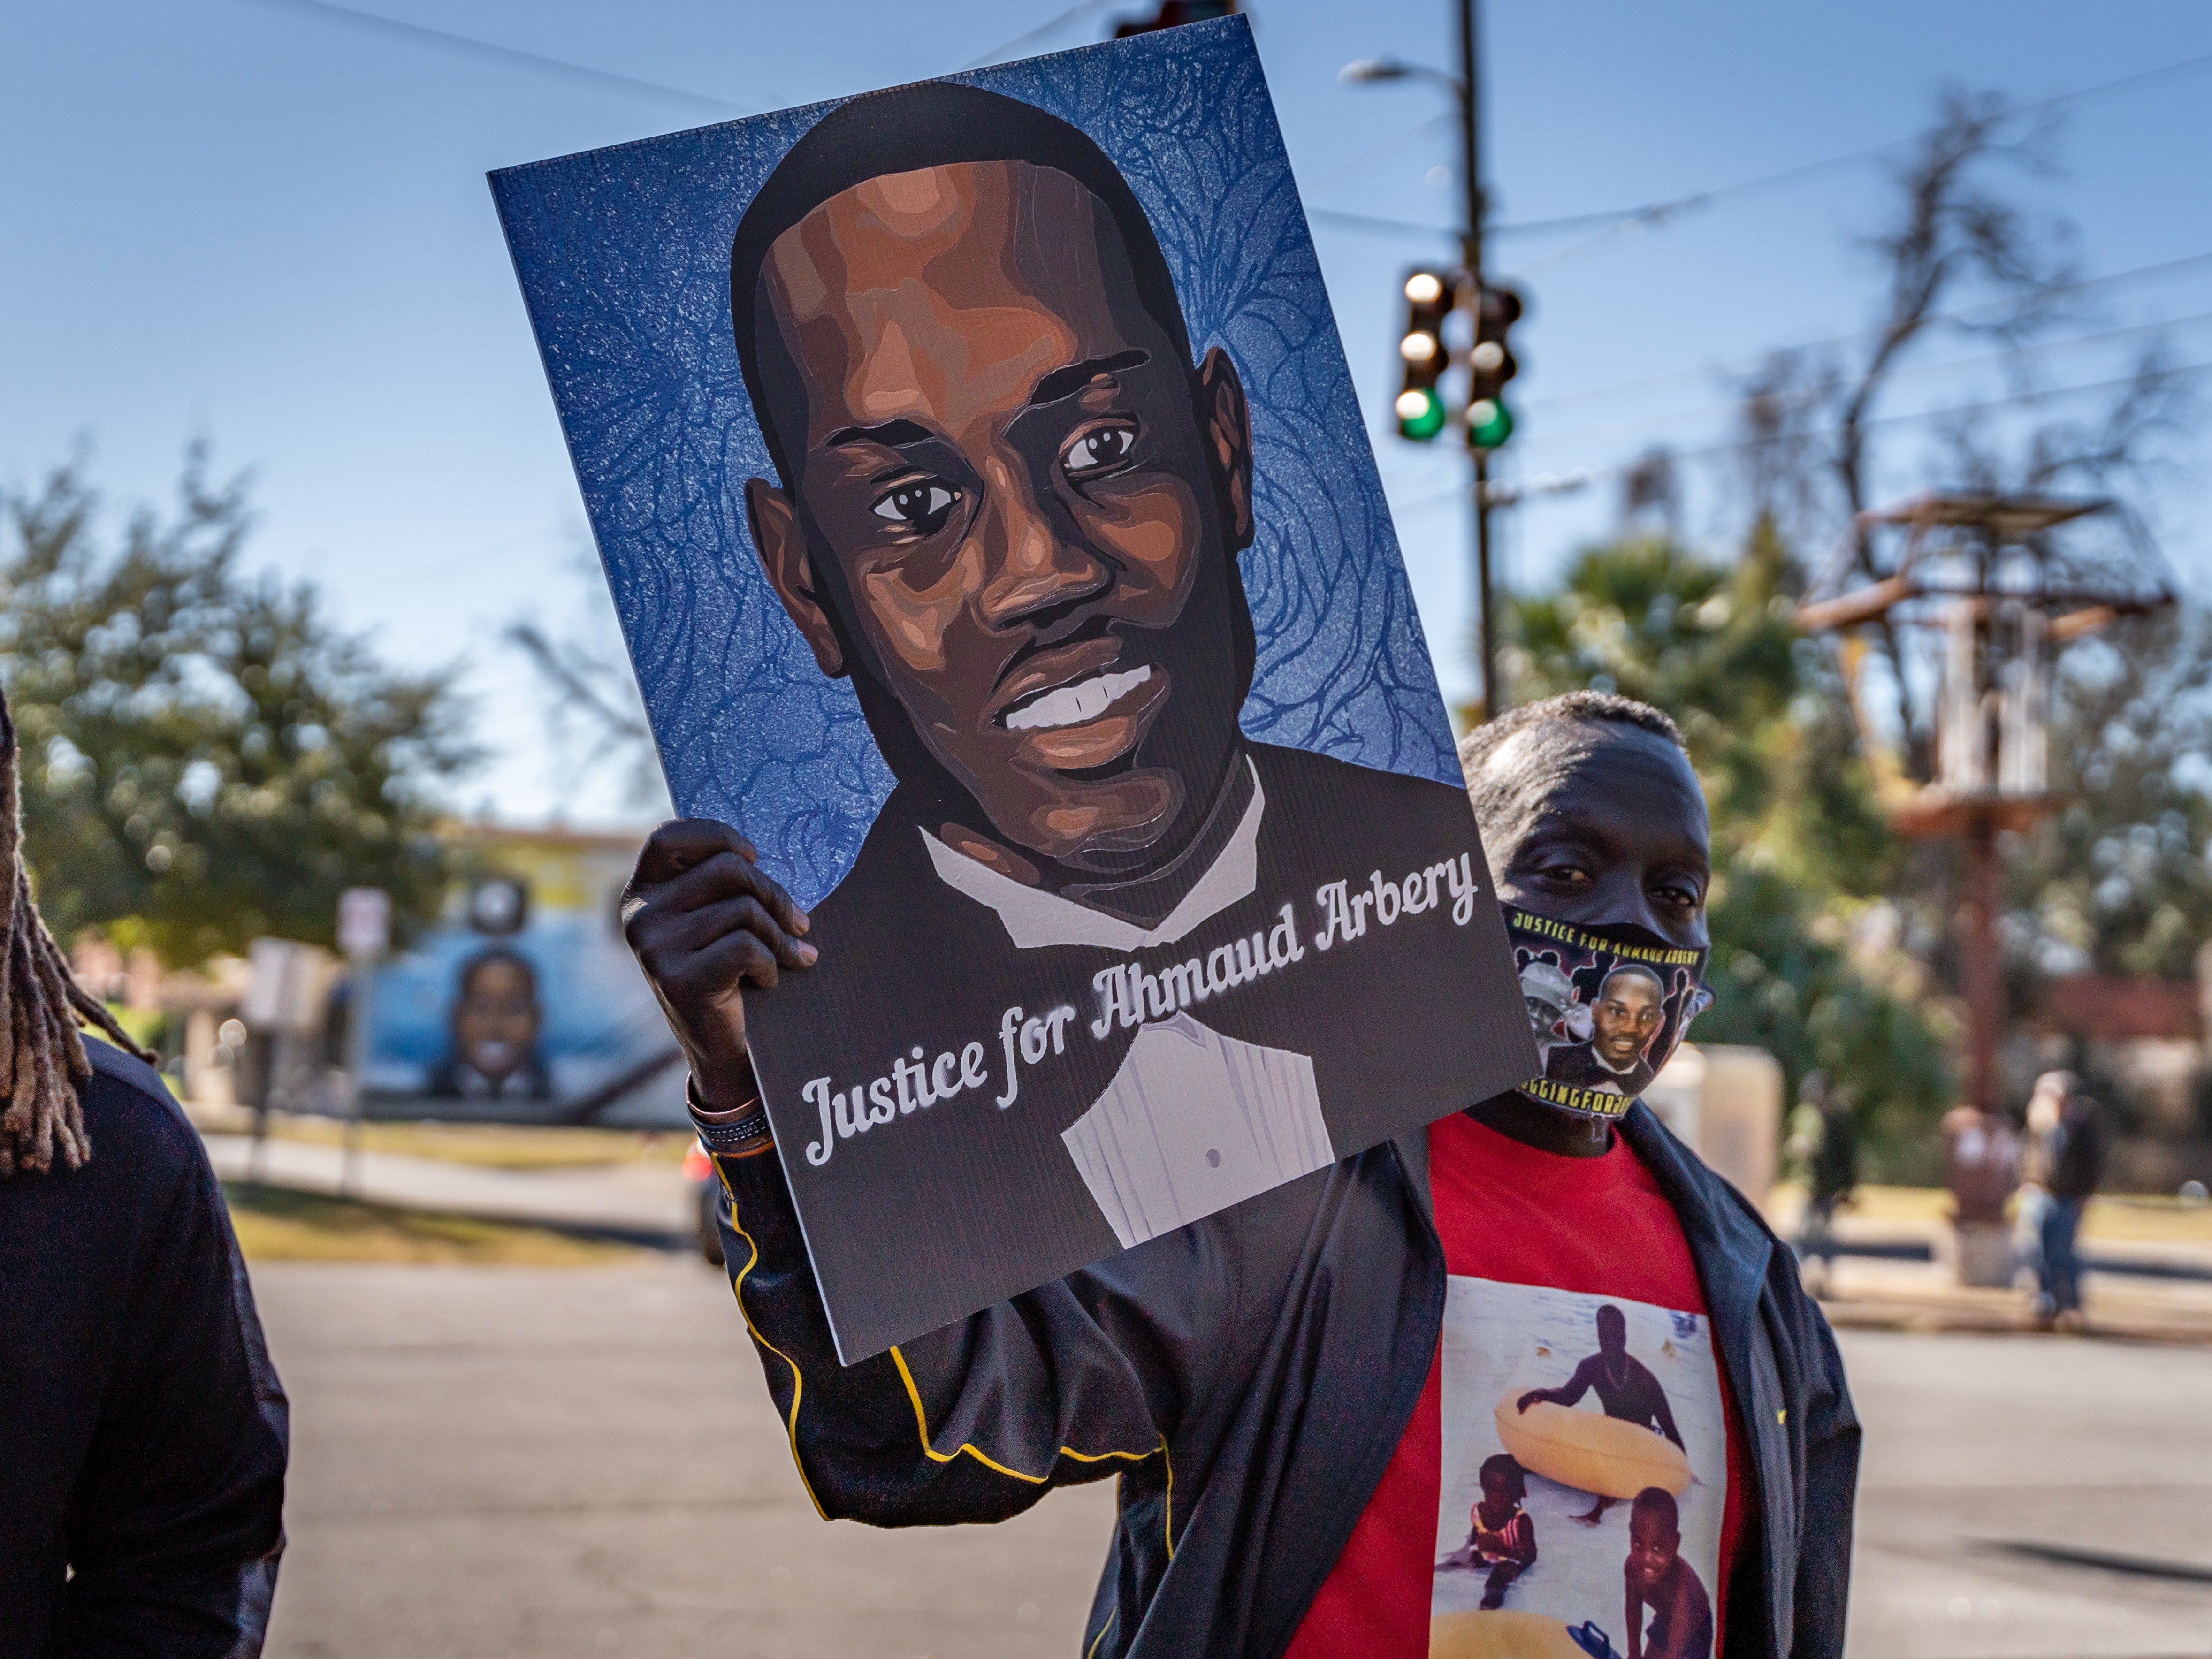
[{"left": 712, "top": 1102, "right": 1857, "bottom": 1658}]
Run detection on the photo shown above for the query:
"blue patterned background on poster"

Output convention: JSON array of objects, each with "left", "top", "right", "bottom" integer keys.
[{"left": 492, "top": 16, "right": 1458, "bottom": 912}]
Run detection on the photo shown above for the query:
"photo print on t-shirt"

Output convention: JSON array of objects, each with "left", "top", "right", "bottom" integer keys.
[{"left": 1433, "top": 1278, "right": 1726, "bottom": 1659}]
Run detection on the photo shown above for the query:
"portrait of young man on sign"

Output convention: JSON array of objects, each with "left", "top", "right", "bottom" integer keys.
[
  {"left": 493, "top": 25, "right": 1533, "bottom": 1360},
  {"left": 1510, "top": 918, "right": 1712, "bottom": 1112}
]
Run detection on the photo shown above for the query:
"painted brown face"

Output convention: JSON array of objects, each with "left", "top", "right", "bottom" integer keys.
[
  {"left": 453, "top": 959, "right": 540, "bottom": 1085},
  {"left": 744, "top": 160, "right": 1254, "bottom": 877},
  {"left": 1593, "top": 972, "right": 1664, "bottom": 1067}
]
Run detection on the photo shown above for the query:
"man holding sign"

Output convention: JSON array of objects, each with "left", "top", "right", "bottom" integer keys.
[
  {"left": 496, "top": 23, "right": 1853, "bottom": 1655},
  {"left": 692, "top": 81, "right": 1527, "bottom": 1357},
  {"left": 626, "top": 693, "right": 1856, "bottom": 1659}
]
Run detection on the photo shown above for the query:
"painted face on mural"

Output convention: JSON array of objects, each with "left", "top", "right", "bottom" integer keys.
[
  {"left": 452, "top": 954, "right": 541, "bottom": 1086},
  {"left": 744, "top": 160, "right": 1255, "bottom": 880}
]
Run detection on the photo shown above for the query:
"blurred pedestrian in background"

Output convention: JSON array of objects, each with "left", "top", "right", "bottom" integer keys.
[
  {"left": 0, "top": 686, "right": 288, "bottom": 1659},
  {"left": 1786, "top": 1071, "right": 1857, "bottom": 1292},
  {"left": 1940, "top": 1095, "right": 2020, "bottom": 1287},
  {"left": 2022, "top": 1070, "right": 2106, "bottom": 1330}
]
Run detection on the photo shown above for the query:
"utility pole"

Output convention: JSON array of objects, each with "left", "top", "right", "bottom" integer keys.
[
  {"left": 1458, "top": 0, "right": 1496, "bottom": 720},
  {"left": 1353, "top": 1, "right": 1516, "bottom": 720}
]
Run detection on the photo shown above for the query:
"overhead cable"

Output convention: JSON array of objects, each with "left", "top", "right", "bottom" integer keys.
[{"left": 231, "top": 0, "right": 752, "bottom": 113}]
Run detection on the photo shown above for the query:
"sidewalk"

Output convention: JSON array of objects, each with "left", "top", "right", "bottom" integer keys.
[
  {"left": 203, "top": 1124, "right": 2212, "bottom": 1341},
  {"left": 1765, "top": 1187, "right": 2212, "bottom": 1342},
  {"left": 1811, "top": 1251, "right": 2212, "bottom": 1343},
  {"left": 203, "top": 1132, "right": 695, "bottom": 1246}
]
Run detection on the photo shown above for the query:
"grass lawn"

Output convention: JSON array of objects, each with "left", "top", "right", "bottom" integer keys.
[{"left": 222, "top": 1182, "right": 646, "bottom": 1265}]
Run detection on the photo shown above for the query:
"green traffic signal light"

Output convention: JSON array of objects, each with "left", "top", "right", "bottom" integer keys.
[
  {"left": 1395, "top": 267, "right": 1453, "bottom": 444},
  {"left": 1396, "top": 386, "right": 1447, "bottom": 441},
  {"left": 1468, "top": 397, "right": 1514, "bottom": 451}
]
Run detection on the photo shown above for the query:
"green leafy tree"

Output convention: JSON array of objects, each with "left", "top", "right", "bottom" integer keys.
[
  {"left": 1503, "top": 525, "right": 1953, "bottom": 1178},
  {"left": 2013, "top": 608, "right": 2212, "bottom": 982},
  {"left": 1, "top": 448, "right": 479, "bottom": 966}
]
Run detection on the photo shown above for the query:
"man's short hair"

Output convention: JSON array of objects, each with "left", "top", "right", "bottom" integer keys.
[
  {"left": 1600, "top": 962, "right": 1665, "bottom": 1000},
  {"left": 729, "top": 81, "right": 1194, "bottom": 492},
  {"left": 1456, "top": 691, "right": 1686, "bottom": 844}
]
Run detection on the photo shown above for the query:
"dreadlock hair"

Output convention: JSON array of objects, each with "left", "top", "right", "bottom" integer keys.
[{"left": 0, "top": 684, "right": 153, "bottom": 1177}]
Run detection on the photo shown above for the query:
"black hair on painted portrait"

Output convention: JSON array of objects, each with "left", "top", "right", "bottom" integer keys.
[
  {"left": 729, "top": 80, "right": 1195, "bottom": 490},
  {"left": 724, "top": 76, "right": 1260, "bottom": 844}
]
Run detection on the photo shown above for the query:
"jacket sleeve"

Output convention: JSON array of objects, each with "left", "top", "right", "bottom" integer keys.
[
  {"left": 1786, "top": 1274, "right": 1859, "bottom": 1659},
  {"left": 59, "top": 1146, "right": 288, "bottom": 1658},
  {"left": 714, "top": 1140, "right": 1232, "bottom": 1526}
]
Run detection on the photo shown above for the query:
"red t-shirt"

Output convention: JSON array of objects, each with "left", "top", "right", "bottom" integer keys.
[{"left": 1285, "top": 1113, "right": 1754, "bottom": 1659}]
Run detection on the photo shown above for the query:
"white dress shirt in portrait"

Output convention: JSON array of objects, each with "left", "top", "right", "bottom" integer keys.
[
  {"left": 917, "top": 759, "right": 1333, "bottom": 1246},
  {"left": 1061, "top": 1012, "right": 1332, "bottom": 1249}
]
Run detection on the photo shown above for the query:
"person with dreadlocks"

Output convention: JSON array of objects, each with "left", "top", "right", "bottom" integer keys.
[{"left": 0, "top": 689, "right": 288, "bottom": 1658}]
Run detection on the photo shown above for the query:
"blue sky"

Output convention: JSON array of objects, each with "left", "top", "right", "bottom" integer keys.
[{"left": 5, "top": 0, "right": 2207, "bottom": 827}]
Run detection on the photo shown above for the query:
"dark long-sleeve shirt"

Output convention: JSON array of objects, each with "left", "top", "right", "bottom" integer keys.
[
  {"left": 712, "top": 1101, "right": 1856, "bottom": 1658},
  {"left": 0, "top": 1040, "right": 288, "bottom": 1658}
]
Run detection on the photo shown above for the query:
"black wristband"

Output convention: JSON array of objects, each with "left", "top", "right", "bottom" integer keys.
[{"left": 694, "top": 1109, "right": 773, "bottom": 1157}]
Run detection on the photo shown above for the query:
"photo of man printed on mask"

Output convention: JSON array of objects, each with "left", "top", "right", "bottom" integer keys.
[
  {"left": 494, "top": 22, "right": 1535, "bottom": 1360},
  {"left": 1505, "top": 910, "right": 1713, "bottom": 1119}
]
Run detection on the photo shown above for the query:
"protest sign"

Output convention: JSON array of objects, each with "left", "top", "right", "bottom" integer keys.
[{"left": 492, "top": 16, "right": 1536, "bottom": 1360}]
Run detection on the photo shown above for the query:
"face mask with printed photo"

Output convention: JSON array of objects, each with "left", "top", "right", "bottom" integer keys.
[{"left": 1502, "top": 908, "right": 1713, "bottom": 1120}]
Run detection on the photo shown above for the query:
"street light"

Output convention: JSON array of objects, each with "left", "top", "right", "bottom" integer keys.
[{"left": 1338, "top": 56, "right": 1461, "bottom": 98}]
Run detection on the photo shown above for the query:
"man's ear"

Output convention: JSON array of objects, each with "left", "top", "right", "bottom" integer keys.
[
  {"left": 744, "top": 477, "right": 846, "bottom": 679},
  {"left": 1196, "top": 346, "right": 1254, "bottom": 553}
]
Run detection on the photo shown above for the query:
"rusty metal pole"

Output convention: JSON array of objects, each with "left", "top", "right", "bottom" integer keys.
[{"left": 1963, "top": 814, "right": 2002, "bottom": 1116}]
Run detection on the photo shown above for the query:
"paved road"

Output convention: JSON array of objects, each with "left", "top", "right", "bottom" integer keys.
[{"left": 254, "top": 1257, "right": 2212, "bottom": 1658}]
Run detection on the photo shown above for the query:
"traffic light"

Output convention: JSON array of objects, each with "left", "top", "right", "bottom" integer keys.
[
  {"left": 1395, "top": 269, "right": 1453, "bottom": 441},
  {"left": 1467, "top": 282, "right": 1523, "bottom": 451}
]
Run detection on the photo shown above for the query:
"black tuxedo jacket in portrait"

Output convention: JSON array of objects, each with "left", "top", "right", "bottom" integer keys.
[{"left": 744, "top": 740, "right": 1534, "bottom": 1359}]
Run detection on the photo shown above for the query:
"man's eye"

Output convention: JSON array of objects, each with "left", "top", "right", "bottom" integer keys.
[
  {"left": 870, "top": 480, "right": 961, "bottom": 534},
  {"left": 1061, "top": 424, "right": 1138, "bottom": 479},
  {"left": 1540, "top": 862, "right": 1593, "bottom": 886}
]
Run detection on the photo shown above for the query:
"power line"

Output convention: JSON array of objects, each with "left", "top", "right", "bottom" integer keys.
[
  {"left": 1310, "top": 202, "right": 1634, "bottom": 242},
  {"left": 1313, "top": 44, "right": 2212, "bottom": 266},
  {"left": 1523, "top": 249, "right": 2212, "bottom": 418},
  {"left": 231, "top": 0, "right": 752, "bottom": 113},
  {"left": 1393, "top": 358, "right": 2212, "bottom": 512},
  {"left": 1304, "top": 113, "right": 1454, "bottom": 193},
  {"left": 958, "top": 0, "right": 1119, "bottom": 70},
  {"left": 1504, "top": 46, "right": 2212, "bottom": 274},
  {"left": 1519, "top": 309, "right": 2212, "bottom": 450}
]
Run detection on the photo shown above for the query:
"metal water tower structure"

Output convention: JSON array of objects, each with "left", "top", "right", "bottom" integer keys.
[{"left": 1795, "top": 493, "right": 2173, "bottom": 1129}]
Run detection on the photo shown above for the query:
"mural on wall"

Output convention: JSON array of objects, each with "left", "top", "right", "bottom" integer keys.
[{"left": 363, "top": 832, "right": 685, "bottom": 1126}]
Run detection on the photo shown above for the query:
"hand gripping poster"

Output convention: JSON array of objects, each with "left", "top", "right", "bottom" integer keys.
[{"left": 491, "top": 16, "right": 1536, "bottom": 1361}]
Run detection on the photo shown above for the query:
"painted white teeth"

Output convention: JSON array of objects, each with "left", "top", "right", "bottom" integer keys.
[{"left": 1004, "top": 665, "right": 1152, "bottom": 732}]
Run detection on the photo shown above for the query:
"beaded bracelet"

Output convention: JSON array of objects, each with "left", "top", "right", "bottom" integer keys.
[{"left": 690, "top": 1106, "right": 778, "bottom": 1159}]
